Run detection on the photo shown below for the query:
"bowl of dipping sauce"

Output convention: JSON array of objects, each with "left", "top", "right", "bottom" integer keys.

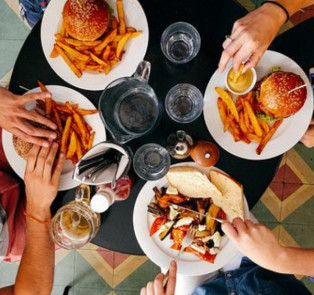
[{"left": 225, "top": 65, "right": 257, "bottom": 95}]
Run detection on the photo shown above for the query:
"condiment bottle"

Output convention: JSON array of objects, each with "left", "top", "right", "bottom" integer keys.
[
  {"left": 90, "top": 176, "right": 132, "bottom": 213},
  {"left": 167, "top": 130, "right": 194, "bottom": 159}
]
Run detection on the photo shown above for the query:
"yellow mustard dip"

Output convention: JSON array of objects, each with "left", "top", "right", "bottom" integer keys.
[{"left": 227, "top": 68, "right": 253, "bottom": 93}]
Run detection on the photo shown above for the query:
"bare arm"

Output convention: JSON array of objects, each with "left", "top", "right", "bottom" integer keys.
[
  {"left": 219, "top": 0, "right": 314, "bottom": 72},
  {"left": 222, "top": 218, "right": 314, "bottom": 276},
  {"left": 0, "top": 143, "right": 64, "bottom": 295}
]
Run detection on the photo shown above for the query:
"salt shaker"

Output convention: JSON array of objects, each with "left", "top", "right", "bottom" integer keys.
[{"left": 166, "top": 130, "right": 194, "bottom": 159}]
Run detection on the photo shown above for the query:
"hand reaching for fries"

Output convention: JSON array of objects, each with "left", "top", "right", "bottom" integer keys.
[{"left": 0, "top": 87, "right": 57, "bottom": 147}]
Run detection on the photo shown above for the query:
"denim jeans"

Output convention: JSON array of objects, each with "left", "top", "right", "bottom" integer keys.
[{"left": 192, "top": 257, "right": 311, "bottom": 295}]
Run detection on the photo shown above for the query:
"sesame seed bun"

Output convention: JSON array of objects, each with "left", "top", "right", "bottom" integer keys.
[
  {"left": 13, "top": 135, "right": 33, "bottom": 159},
  {"left": 63, "top": 0, "right": 110, "bottom": 41},
  {"left": 260, "top": 71, "right": 307, "bottom": 118}
]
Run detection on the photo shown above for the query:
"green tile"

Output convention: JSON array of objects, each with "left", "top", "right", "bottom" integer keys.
[
  {"left": 251, "top": 201, "right": 279, "bottom": 223},
  {"left": 0, "top": 0, "right": 30, "bottom": 39},
  {"left": 0, "top": 261, "right": 18, "bottom": 283},
  {"left": 300, "top": 277, "right": 314, "bottom": 294},
  {"left": 54, "top": 251, "right": 75, "bottom": 286},
  {"left": 294, "top": 144, "right": 314, "bottom": 171},
  {"left": 281, "top": 224, "right": 314, "bottom": 248},
  {"left": 282, "top": 196, "right": 314, "bottom": 225},
  {"left": 0, "top": 40, "right": 24, "bottom": 79},
  {"left": 115, "top": 260, "right": 159, "bottom": 291},
  {"left": 74, "top": 252, "right": 111, "bottom": 290},
  {"left": 74, "top": 287, "right": 108, "bottom": 295}
]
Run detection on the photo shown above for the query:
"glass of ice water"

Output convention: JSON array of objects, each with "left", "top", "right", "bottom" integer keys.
[
  {"left": 165, "top": 83, "right": 203, "bottom": 123},
  {"left": 133, "top": 143, "right": 171, "bottom": 181},
  {"left": 161, "top": 22, "right": 201, "bottom": 64}
]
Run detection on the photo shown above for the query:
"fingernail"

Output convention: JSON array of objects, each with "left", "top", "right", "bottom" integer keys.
[
  {"left": 52, "top": 142, "right": 58, "bottom": 148},
  {"left": 171, "top": 260, "right": 176, "bottom": 267},
  {"left": 42, "top": 142, "right": 49, "bottom": 148},
  {"left": 50, "top": 133, "right": 57, "bottom": 139},
  {"left": 59, "top": 153, "right": 65, "bottom": 159}
]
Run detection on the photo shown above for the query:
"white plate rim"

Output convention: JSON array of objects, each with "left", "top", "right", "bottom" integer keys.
[
  {"left": 203, "top": 50, "right": 314, "bottom": 160},
  {"left": 133, "top": 162, "right": 249, "bottom": 276},
  {"left": 41, "top": 0, "right": 149, "bottom": 91},
  {"left": 1, "top": 85, "right": 107, "bottom": 191}
]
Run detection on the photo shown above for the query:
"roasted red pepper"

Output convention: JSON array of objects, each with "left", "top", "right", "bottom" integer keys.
[
  {"left": 150, "top": 217, "right": 167, "bottom": 236},
  {"left": 158, "top": 194, "right": 186, "bottom": 208}
]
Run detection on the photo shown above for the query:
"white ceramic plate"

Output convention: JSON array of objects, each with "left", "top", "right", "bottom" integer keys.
[
  {"left": 2, "top": 85, "right": 107, "bottom": 191},
  {"left": 203, "top": 50, "right": 314, "bottom": 160},
  {"left": 133, "top": 162, "right": 249, "bottom": 276},
  {"left": 41, "top": 0, "right": 149, "bottom": 90}
]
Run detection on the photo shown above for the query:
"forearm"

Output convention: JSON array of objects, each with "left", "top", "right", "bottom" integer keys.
[
  {"left": 276, "top": 247, "right": 314, "bottom": 276},
  {"left": 14, "top": 209, "right": 54, "bottom": 295},
  {"left": 266, "top": 0, "right": 314, "bottom": 17}
]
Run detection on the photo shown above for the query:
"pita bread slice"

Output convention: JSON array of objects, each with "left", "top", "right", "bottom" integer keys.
[
  {"left": 166, "top": 166, "right": 222, "bottom": 199},
  {"left": 209, "top": 170, "right": 244, "bottom": 219}
]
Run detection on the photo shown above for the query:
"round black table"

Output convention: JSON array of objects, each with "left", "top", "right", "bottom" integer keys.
[{"left": 10, "top": 0, "right": 306, "bottom": 255}]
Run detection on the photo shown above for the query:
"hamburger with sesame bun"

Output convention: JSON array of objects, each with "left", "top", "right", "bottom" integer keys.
[
  {"left": 13, "top": 122, "right": 61, "bottom": 160},
  {"left": 63, "top": 0, "right": 111, "bottom": 41},
  {"left": 253, "top": 71, "right": 307, "bottom": 120}
]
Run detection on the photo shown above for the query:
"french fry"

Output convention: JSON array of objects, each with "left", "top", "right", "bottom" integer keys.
[
  {"left": 73, "top": 113, "right": 88, "bottom": 143},
  {"left": 232, "top": 64, "right": 244, "bottom": 84},
  {"left": 85, "top": 122, "right": 93, "bottom": 132},
  {"left": 116, "top": 33, "right": 131, "bottom": 59},
  {"left": 130, "top": 31, "right": 143, "bottom": 38},
  {"left": 61, "top": 116, "right": 72, "bottom": 154},
  {"left": 102, "top": 45, "right": 111, "bottom": 60},
  {"left": 217, "top": 97, "right": 227, "bottom": 123},
  {"left": 229, "top": 126, "right": 240, "bottom": 142},
  {"left": 59, "top": 22, "right": 66, "bottom": 37},
  {"left": 90, "top": 52, "right": 108, "bottom": 66},
  {"left": 87, "top": 132, "right": 95, "bottom": 150},
  {"left": 246, "top": 133, "right": 262, "bottom": 143},
  {"left": 50, "top": 44, "right": 59, "bottom": 58},
  {"left": 66, "top": 131, "right": 77, "bottom": 159},
  {"left": 239, "top": 134, "right": 251, "bottom": 144},
  {"left": 117, "top": 0, "right": 126, "bottom": 34},
  {"left": 215, "top": 87, "right": 239, "bottom": 122},
  {"left": 256, "top": 119, "right": 283, "bottom": 155},
  {"left": 239, "top": 112, "right": 248, "bottom": 133},
  {"left": 94, "top": 29, "right": 117, "bottom": 53},
  {"left": 76, "top": 109, "right": 98, "bottom": 116},
  {"left": 56, "top": 41, "right": 90, "bottom": 62},
  {"left": 126, "top": 26, "right": 136, "bottom": 33},
  {"left": 229, "top": 118, "right": 240, "bottom": 135},
  {"left": 258, "top": 118, "right": 270, "bottom": 134},
  {"left": 111, "top": 16, "right": 118, "bottom": 30},
  {"left": 37, "top": 80, "right": 52, "bottom": 115},
  {"left": 224, "top": 114, "right": 232, "bottom": 132},
  {"left": 74, "top": 132, "right": 83, "bottom": 160},
  {"left": 243, "top": 100, "right": 263, "bottom": 137},
  {"left": 52, "top": 102, "right": 63, "bottom": 133},
  {"left": 55, "top": 45, "right": 82, "bottom": 78}
]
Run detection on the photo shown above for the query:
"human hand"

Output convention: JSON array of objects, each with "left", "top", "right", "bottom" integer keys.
[
  {"left": 218, "top": 3, "right": 286, "bottom": 73},
  {"left": 0, "top": 87, "right": 57, "bottom": 147},
  {"left": 24, "top": 143, "right": 65, "bottom": 221},
  {"left": 141, "top": 261, "right": 177, "bottom": 295},
  {"left": 222, "top": 218, "right": 284, "bottom": 272},
  {"left": 300, "top": 119, "right": 314, "bottom": 148}
]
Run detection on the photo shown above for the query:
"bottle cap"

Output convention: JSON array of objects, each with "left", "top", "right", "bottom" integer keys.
[{"left": 91, "top": 193, "right": 111, "bottom": 213}]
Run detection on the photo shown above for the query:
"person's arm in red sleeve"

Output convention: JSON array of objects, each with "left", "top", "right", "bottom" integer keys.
[{"left": 0, "top": 143, "right": 64, "bottom": 295}]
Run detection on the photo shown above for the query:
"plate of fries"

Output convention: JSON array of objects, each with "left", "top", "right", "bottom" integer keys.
[
  {"left": 41, "top": 0, "right": 148, "bottom": 90},
  {"left": 203, "top": 50, "right": 313, "bottom": 160},
  {"left": 2, "top": 85, "right": 107, "bottom": 190}
]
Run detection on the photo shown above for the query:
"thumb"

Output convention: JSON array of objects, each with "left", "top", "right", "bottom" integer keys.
[
  {"left": 222, "top": 221, "right": 239, "bottom": 241},
  {"left": 20, "top": 91, "right": 52, "bottom": 104}
]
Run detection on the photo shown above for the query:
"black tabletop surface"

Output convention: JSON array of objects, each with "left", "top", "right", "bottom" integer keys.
[{"left": 9, "top": 0, "right": 313, "bottom": 255}]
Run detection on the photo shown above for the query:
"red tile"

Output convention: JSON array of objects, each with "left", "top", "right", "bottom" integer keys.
[
  {"left": 284, "top": 165, "right": 302, "bottom": 184},
  {"left": 272, "top": 164, "right": 285, "bottom": 183},
  {"left": 282, "top": 183, "right": 303, "bottom": 201},
  {"left": 97, "top": 249, "right": 114, "bottom": 267},
  {"left": 269, "top": 182, "right": 284, "bottom": 200},
  {"left": 113, "top": 252, "right": 130, "bottom": 268}
]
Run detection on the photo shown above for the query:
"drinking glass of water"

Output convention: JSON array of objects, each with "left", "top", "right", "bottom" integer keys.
[
  {"left": 133, "top": 143, "right": 171, "bottom": 181},
  {"left": 165, "top": 83, "right": 203, "bottom": 123},
  {"left": 161, "top": 22, "right": 201, "bottom": 64}
]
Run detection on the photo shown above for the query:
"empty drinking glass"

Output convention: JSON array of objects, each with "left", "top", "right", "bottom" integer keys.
[
  {"left": 161, "top": 22, "right": 201, "bottom": 64},
  {"left": 165, "top": 83, "right": 203, "bottom": 123},
  {"left": 133, "top": 143, "right": 171, "bottom": 181}
]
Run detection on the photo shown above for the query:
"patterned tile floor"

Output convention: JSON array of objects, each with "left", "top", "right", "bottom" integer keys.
[{"left": 0, "top": 0, "right": 313, "bottom": 294}]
